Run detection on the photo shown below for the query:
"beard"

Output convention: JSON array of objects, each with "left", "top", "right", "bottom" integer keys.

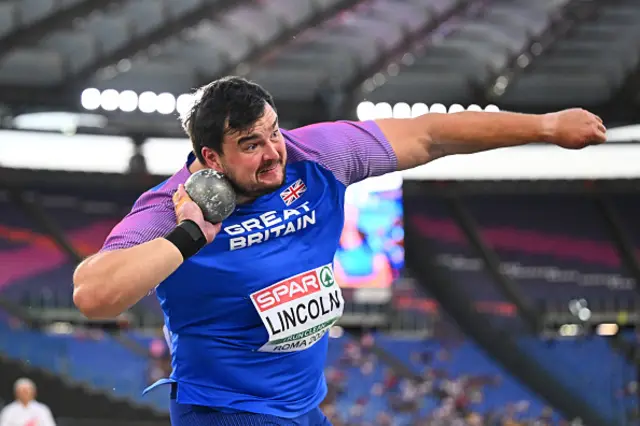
[{"left": 224, "top": 160, "right": 286, "bottom": 201}]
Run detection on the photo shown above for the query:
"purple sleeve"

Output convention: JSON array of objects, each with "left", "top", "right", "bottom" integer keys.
[
  {"left": 100, "top": 190, "right": 176, "bottom": 252},
  {"left": 286, "top": 120, "right": 398, "bottom": 186}
]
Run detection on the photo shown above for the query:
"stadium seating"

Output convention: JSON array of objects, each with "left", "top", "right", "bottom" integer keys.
[
  {"left": 0, "top": 322, "right": 163, "bottom": 409},
  {"left": 409, "top": 194, "right": 638, "bottom": 309},
  {"left": 518, "top": 336, "right": 631, "bottom": 424},
  {"left": 500, "top": 0, "right": 640, "bottom": 108},
  {"left": 0, "top": 190, "right": 163, "bottom": 321},
  {"left": 0, "top": 0, "right": 340, "bottom": 92},
  {"left": 363, "top": 0, "right": 575, "bottom": 105},
  {"left": 465, "top": 193, "right": 637, "bottom": 306},
  {"left": 405, "top": 194, "right": 637, "bottom": 423},
  {"left": 611, "top": 194, "right": 640, "bottom": 249},
  {"left": 0, "top": 194, "right": 61, "bottom": 300},
  {"left": 373, "top": 334, "right": 560, "bottom": 419},
  {"left": 0, "top": 318, "right": 575, "bottom": 424},
  {"left": 248, "top": 0, "right": 464, "bottom": 102}
]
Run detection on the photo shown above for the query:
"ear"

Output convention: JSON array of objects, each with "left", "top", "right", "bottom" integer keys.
[{"left": 201, "top": 146, "right": 224, "bottom": 173}]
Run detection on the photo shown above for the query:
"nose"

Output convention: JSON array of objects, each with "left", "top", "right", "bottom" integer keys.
[{"left": 262, "top": 140, "right": 280, "bottom": 162}]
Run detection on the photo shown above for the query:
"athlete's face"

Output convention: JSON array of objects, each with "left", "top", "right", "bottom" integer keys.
[{"left": 203, "top": 104, "right": 286, "bottom": 202}]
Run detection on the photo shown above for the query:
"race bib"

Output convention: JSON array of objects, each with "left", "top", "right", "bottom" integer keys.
[{"left": 250, "top": 264, "right": 344, "bottom": 352}]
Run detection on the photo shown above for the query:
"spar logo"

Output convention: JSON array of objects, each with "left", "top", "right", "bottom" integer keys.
[
  {"left": 320, "top": 266, "right": 335, "bottom": 288},
  {"left": 252, "top": 269, "right": 322, "bottom": 312}
]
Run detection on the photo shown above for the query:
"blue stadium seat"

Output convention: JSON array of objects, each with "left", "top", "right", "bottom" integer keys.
[{"left": 517, "top": 336, "right": 629, "bottom": 424}]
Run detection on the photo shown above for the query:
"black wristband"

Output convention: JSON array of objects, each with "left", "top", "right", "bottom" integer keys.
[{"left": 164, "top": 220, "right": 207, "bottom": 260}]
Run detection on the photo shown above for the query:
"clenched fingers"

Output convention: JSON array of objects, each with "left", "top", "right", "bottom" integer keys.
[{"left": 173, "top": 184, "right": 192, "bottom": 220}]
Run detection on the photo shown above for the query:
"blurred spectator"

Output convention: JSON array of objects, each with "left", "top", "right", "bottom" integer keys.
[
  {"left": 382, "top": 368, "right": 400, "bottom": 393},
  {"left": 467, "top": 412, "right": 483, "bottom": 426},
  {"left": 539, "top": 406, "right": 554, "bottom": 425},
  {"left": 389, "top": 379, "right": 421, "bottom": 413},
  {"left": 324, "top": 366, "right": 347, "bottom": 404},
  {"left": 411, "top": 350, "right": 433, "bottom": 366},
  {"left": 149, "top": 337, "right": 167, "bottom": 358},
  {"left": 146, "top": 335, "right": 171, "bottom": 385},
  {"left": 360, "top": 332, "right": 374, "bottom": 350},
  {"left": 146, "top": 357, "right": 171, "bottom": 385},
  {"left": 0, "top": 378, "right": 56, "bottom": 426},
  {"left": 618, "top": 380, "right": 638, "bottom": 398},
  {"left": 321, "top": 403, "right": 345, "bottom": 426},
  {"left": 349, "top": 397, "right": 367, "bottom": 423},
  {"left": 375, "top": 411, "right": 394, "bottom": 426},
  {"left": 341, "top": 341, "right": 363, "bottom": 367}
]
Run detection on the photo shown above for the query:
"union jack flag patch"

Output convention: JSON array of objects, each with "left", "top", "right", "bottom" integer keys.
[{"left": 280, "top": 179, "right": 307, "bottom": 206}]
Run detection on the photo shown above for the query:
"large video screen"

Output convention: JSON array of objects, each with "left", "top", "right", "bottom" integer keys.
[{"left": 333, "top": 173, "right": 404, "bottom": 289}]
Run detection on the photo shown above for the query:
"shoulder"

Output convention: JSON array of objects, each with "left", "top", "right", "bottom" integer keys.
[
  {"left": 283, "top": 120, "right": 388, "bottom": 157},
  {"left": 282, "top": 121, "right": 397, "bottom": 186},
  {"left": 100, "top": 165, "right": 189, "bottom": 252}
]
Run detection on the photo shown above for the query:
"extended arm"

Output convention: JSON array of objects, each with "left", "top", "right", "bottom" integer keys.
[{"left": 375, "top": 108, "right": 607, "bottom": 170}]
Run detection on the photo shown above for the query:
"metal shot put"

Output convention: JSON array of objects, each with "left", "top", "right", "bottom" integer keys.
[{"left": 184, "top": 169, "right": 236, "bottom": 223}]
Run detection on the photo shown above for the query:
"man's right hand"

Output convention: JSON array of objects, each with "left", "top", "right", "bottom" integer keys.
[{"left": 173, "top": 184, "right": 221, "bottom": 243}]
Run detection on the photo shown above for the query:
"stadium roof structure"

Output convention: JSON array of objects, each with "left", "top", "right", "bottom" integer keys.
[{"left": 0, "top": 0, "right": 638, "bottom": 137}]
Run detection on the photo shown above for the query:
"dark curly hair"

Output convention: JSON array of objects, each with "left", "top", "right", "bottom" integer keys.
[{"left": 181, "top": 76, "right": 276, "bottom": 163}]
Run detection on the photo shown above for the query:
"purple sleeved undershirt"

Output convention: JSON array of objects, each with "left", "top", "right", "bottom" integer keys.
[{"left": 284, "top": 120, "right": 398, "bottom": 187}]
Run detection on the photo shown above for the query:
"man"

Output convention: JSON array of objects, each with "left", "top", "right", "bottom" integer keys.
[
  {"left": 0, "top": 379, "right": 56, "bottom": 426},
  {"left": 72, "top": 76, "right": 606, "bottom": 425}
]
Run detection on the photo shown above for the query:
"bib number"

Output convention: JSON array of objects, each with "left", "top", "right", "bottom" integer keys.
[{"left": 250, "top": 264, "right": 344, "bottom": 352}]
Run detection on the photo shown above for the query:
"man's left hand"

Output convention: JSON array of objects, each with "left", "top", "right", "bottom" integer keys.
[{"left": 541, "top": 108, "right": 607, "bottom": 150}]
